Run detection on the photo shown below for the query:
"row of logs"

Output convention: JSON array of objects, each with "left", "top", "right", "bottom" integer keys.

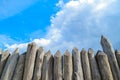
[{"left": 0, "top": 35, "right": 120, "bottom": 80}]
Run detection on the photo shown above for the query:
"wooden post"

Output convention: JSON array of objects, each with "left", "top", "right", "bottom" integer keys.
[
  {"left": 12, "top": 53, "right": 25, "bottom": 80},
  {"left": 42, "top": 50, "right": 54, "bottom": 80},
  {"left": 96, "top": 51, "right": 113, "bottom": 80},
  {"left": 0, "top": 50, "right": 10, "bottom": 78},
  {"left": 81, "top": 48, "right": 91, "bottom": 80},
  {"left": 54, "top": 50, "right": 62, "bottom": 80},
  {"left": 0, "top": 48, "right": 19, "bottom": 80},
  {"left": 33, "top": 47, "right": 45, "bottom": 80},
  {"left": 101, "top": 35, "right": 120, "bottom": 80},
  {"left": 115, "top": 50, "right": 120, "bottom": 68},
  {"left": 0, "top": 48, "right": 2, "bottom": 60},
  {"left": 64, "top": 50, "right": 73, "bottom": 80},
  {"left": 72, "top": 47, "right": 84, "bottom": 80},
  {"left": 88, "top": 48, "right": 101, "bottom": 80},
  {"left": 23, "top": 42, "right": 37, "bottom": 80}
]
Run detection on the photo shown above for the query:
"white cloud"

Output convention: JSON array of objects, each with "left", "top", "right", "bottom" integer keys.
[{"left": 3, "top": 0, "right": 120, "bottom": 54}]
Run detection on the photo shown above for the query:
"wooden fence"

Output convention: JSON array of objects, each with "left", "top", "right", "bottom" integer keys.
[{"left": 0, "top": 35, "right": 120, "bottom": 80}]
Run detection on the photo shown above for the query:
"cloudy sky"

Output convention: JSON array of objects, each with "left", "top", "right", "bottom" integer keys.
[{"left": 0, "top": 0, "right": 120, "bottom": 54}]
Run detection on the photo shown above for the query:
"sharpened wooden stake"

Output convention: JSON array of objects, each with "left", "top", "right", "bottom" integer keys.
[
  {"left": 81, "top": 48, "right": 91, "bottom": 80},
  {"left": 42, "top": 50, "right": 54, "bottom": 80},
  {"left": 72, "top": 47, "right": 84, "bottom": 80},
  {"left": 64, "top": 50, "right": 73, "bottom": 80},
  {"left": 23, "top": 42, "right": 37, "bottom": 80},
  {"left": 12, "top": 53, "right": 25, "bottom": 80},
  {"left": 54, "top": 50, "right": 62, "bottom": 80},
  {"left": 0, "top": 48, "right": 19, "bottom": 80},
  {"left": 88, "top": 48, "right": 101, "bottom": 80},
  {"left": 96, "top": 51, "right": 113, "bottom": 80},
  {"left": 101, "top": 35, "right": 120, "bottom": 80},
  {"left": 115, "top": 50, "right": 120, "bottom": 68},
  {"left": 33, "top": 47, "right": 45, "bottom": 80},
  {"left": 0, "top": 50, "right": 10, "bottom": 78}
]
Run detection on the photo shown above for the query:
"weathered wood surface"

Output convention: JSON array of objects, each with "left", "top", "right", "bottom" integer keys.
[
  {"left": 0, "top": 48, "right": 2, "bottom": 60},
  {"left": 42, "top": 50, "right": 54, "bottom": 80},
  {"left": 0, "top": 48, "right": 19, "bottom": 80},
  {"left": 96, "top": 51, "right": 113, "bottom": 80},
  {"left": 54, "top": 50, "right": 62, "bottom": 80},
  {"left": 64, "top": 50, "right": 73, "bottom": 80},
  {"left": 115, "top": 50, "right": 120, "bottom": 68},
  {"left": 81, "top": 49, "right": 91, "bottom": 80},
  {"left": 88, "top": 48, "right": 101, "bottom": 80},
  {"left": 101, "top": 35, "right": 120, "bottom": 80},
  {"left": 33, "top": 47, "right": 45, "bottom": 80},
  {"left": 0, "top": 50, "right": 10, "bottom": 77},
  {"left": 72, "top": 47, "right": 83, "bottom": 80},
  {"left": 12, "top": 54, "right": 25, "bottom": 80},
  {"left": 23, "top": 42, "right": 37, "bottom": 80}
]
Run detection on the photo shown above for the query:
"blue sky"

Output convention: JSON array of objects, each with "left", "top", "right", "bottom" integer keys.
[{"left": 0, "top": 0, "right": 120, "bottom": 53}]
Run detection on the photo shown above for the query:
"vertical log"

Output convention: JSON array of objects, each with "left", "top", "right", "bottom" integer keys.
[
  {"left": 33, "top": 47, "right": 45, "bottom": 80},
  {"left": 88, "top": 48, "right": 101, "bottom": 80},
  {"left": 0, "top": 48, "right": 2, "bottom": 60},
  {"left": 115, "top": 50, "right": 120, "bottom": 68},
  {"left": 64, "top": 50, "right": 73, "bottom": 80},
  {"left": 23, "top": 42, "right": 37, "bottom": 80},
  {"left": 101, "top": 35, "right": 120, "bottom": 80},
  {"left": 72, "top": 47, "right": 84, "bottom": 80},
  {"left": 0, "top": 48, "right": 19, "bottom": 80},
  {"left": 54, "top": 50, "right": 62, "bottom": 80},
  {"left": 96, "top": 51, "right": 113, "bottom": 80},
  {"left": 42, "top": 50, "right": 54, "bottom": 80},
  {"left": 0, "top": 50, "right": 10, "bottom": 77},
  {"left": 81, "top": 48, "right": 91, "bottom": 80},
  {"left": 0, "top": 48, "right": 2, "bottom": 54},
  {"left": 12, "top": 53, "right": 25, "bottom": 80}
]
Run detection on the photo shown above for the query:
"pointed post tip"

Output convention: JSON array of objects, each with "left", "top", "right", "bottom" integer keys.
[{"left": 55, "top": 50, "right": 61, "bottom": 57}]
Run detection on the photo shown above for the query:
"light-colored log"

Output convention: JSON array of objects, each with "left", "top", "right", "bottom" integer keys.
[
  {"left": 72, "top": 47, "right": 84, "bottom": 80},
  {"left": 12, "top": 53, "right": 25, "bottom": 80},
  {"left": 81, "top": 48, "right": 91, "bottom": 80},
  {"left": 23, "top": 42, "right": 37, "bottom": 80},
  {"left": 64, "top": 50, "right": 73, "bottom": 80},
  {"left": 88, "top": 48, "right": 101, "bottom": 80},
  {"left": 96, "top": 51, "right": 113, "bottom": 80},
  {"left": 101, "top": 35, "right": 120, "bottom": 80},
  {"left": 54, "top": 50, "right": 62, "bottom": 80},
  {"left": 115, "top": 50, "right": 120, "bottom": 68},
  {"left": 42, "top": 50, "right": 54, "bottom": 80},
  {"left": 0, "top": 50, "right": 10, "bottom": 77},
  {"left": 0, "top": 48, "right": 19, "bottom": 80},
  {"left": 33, "top": 47, "right": 45, "bottom": 80}
]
